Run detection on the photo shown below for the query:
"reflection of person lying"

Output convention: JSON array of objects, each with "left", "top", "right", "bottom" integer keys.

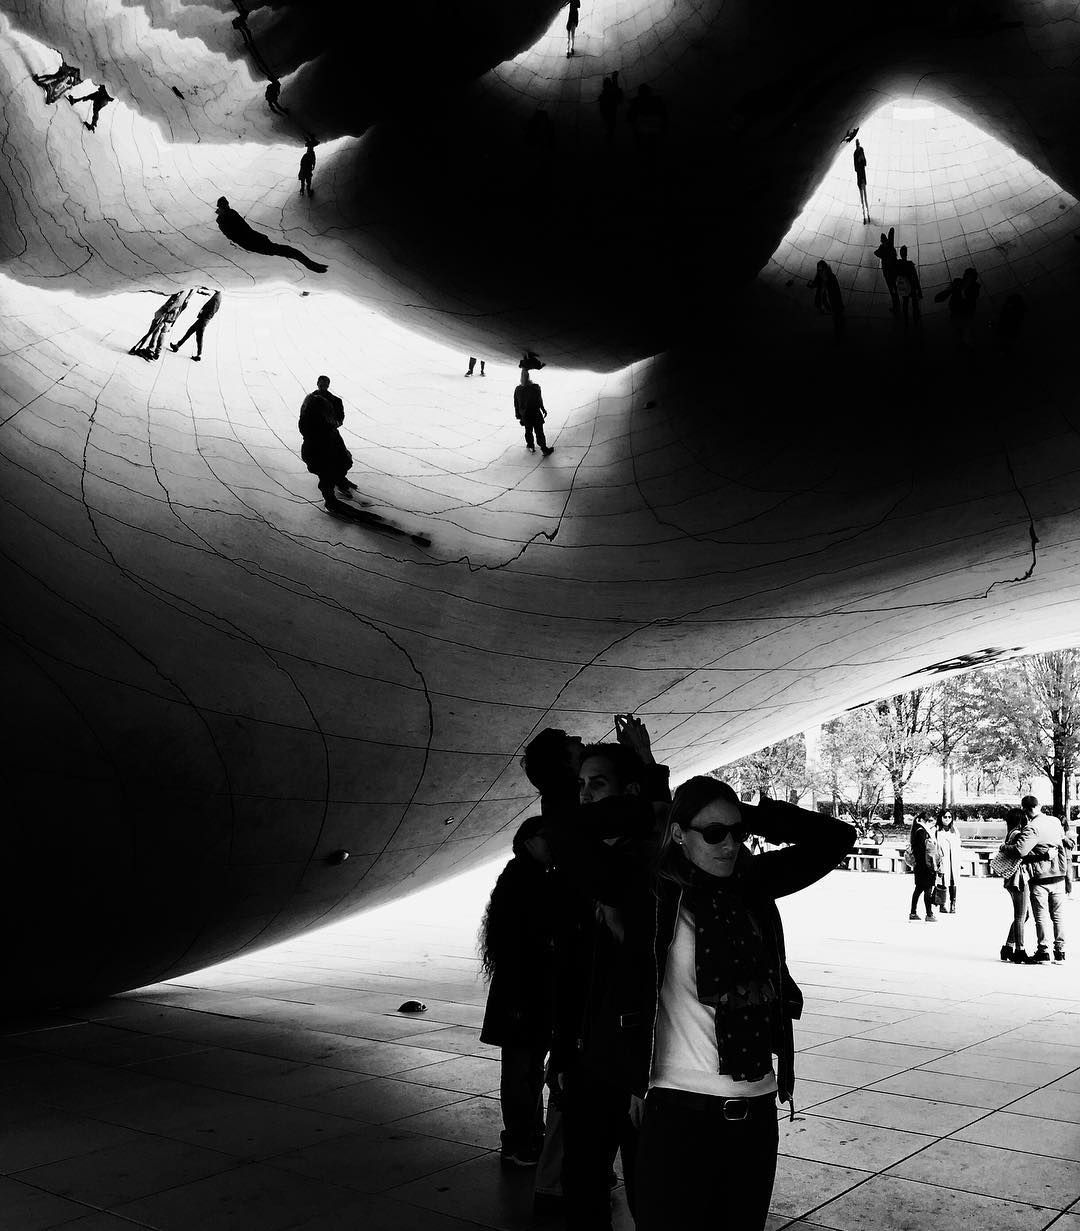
[
  {"left": 215, "top": 196, "right": 327, "bottom": 272},
  {"left": 32, "top": 63, "right": 82, "bottom": 104}
]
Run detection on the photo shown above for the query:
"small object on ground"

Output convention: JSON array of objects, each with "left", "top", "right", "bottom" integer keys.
[{"left": 398, "top": 999, "right": 427, "bottom": 1013}]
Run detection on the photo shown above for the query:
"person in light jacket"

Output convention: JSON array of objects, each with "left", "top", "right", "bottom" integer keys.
[{"left": 935, "top": 810, "right": 963, "bottom": 914}]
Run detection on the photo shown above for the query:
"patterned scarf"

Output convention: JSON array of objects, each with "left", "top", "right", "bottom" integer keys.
[{"left": 685, "top": 864, "right": 782, "bottom": 1083}]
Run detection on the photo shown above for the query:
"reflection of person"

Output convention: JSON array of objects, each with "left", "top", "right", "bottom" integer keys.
[
  {"left": 465, "top": 356, "right": 486, "bottom": 377},
  {"left": 555, "top": 776, "right": 854, "bottom": 1231},
  {"left": 480, "top": 817, "right": 555, "bottom": 1170},
  {"left": 598, "top": 72, "right": 623, "bottom": 142},
  {"left": 67, "top": 84, "right": 114, "bottom": 131},
  {"left": 215, "top": 196, "right": 328, "bottom": 273},
  {"left": 265, "top": 79, "right": 288, "bottom": 116},
  {"left": 299, "top": 375, "right": 358, "bottom": 511},
  {"left": 514, "top": 370, "right": 554, "bottom": 456},
  {"left": 298, "top": 141, "right": 317, "bottom": 196},
  {"left": 853, "top": 139, "right": 869, "bottom": 223},
  {"left": 807, "top": 260, "right": 845, "bottom": 340},
  {"left": 169, "top": 290, "right": 222, "bottom": 361},
  {"left": 130, "top": 290, "right": 191, "bottom": 361},
  {"left": 566, "top": 0, "right": 580, "bottom": 56},
  {"left": 32, "top": 62, "right": 82, "bottom": 104},
  {"left": 873, "top": 228, "right": 899, "bottom": 312}
]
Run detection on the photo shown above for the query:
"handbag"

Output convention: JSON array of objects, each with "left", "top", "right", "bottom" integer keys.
[
  {"left": 990, "top": 849, "right": 1021, "bottom": 879},
  {"left": 932, "top": 883, "right": 947, "bottom": 909}
]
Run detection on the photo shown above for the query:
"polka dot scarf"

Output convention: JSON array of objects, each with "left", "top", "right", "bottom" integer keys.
[{"left": 686, "top": 865, "right": 781, "bottom": 1083}]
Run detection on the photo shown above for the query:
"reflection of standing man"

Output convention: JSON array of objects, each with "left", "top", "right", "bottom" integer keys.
[
  {"left": 299, "top": 375, "right": 359, "bottom": 511},
  {"left": 298, "top": 141, "right": 317, "bottom": 197},
  {"left": 169, "top": 290, "right": 222, "bottom": 362},
  {"left": 853, "top": 138, "right": 869, "bottom": 223},
  {"left": 514, "top": 370, "right": 554, "bottom": 457}
]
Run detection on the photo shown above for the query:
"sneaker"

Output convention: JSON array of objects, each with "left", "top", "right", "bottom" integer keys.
[
  {"left": 925, "top": 913, "right": 937, "bottom": 922},
  {"left": 527, "top": 445, "right": 536, "bottom": 453},
  {"left": 1054, "top": 949, "right": 1066, "bottom": 963},
  {"left": 909, "top": 913, "right": 919, "bottom": 921},
  {"left": 192, "top": 355, "right": 201, "bottom": 361},
  {"left": 541, "top": 446, "right": 555, "bottom": 456},
  {"left": 1033, "top": 949, "right": 1052, "bottom": 964},
  {"left": 169, "top": 343, "right": 179, "bottom": 352}
]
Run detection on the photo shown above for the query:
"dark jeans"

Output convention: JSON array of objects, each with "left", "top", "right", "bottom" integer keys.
[
  {"left": 499, "top": 1044, "right": 545, "bottom": 1153},
  {"left": 562, "top": 1068, "right": 637, "bottom": 1231},
  {"left": 1005, "top": 883, "right": 1030, "bottom": 949},
  {"left": 636, "top": 1087, "right": 778, "bottom": 1230},
  {"left": 910, "top": 881, "right": 933, "bottom": 916},
  {"left": 174, "top": 319, "right": 207, "bottom": 356},
  {"left": 522, "top": 414, "right": 548, "bottom": 451}
]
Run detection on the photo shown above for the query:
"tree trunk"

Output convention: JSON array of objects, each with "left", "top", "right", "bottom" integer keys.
[{"left": 893, "top": 792, "right": 904, "bottom": 825}]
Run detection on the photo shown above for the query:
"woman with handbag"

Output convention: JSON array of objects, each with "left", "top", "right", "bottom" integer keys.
[
  {"left": 908, "top": 813, "right": 939, "bottom": 921},
  {"left": 996, "top": 809, "right": 1034, "bottom": 964},
  {"left": 935, "top": 811, "right": 963, "bottom": 914}
]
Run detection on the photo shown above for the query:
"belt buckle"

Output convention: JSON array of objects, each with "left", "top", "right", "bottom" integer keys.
[{"left": 722, "top": 1098, "right": 750, "bottom": 1121}]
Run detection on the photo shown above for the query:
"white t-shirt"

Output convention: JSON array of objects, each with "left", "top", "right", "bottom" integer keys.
[{"left": 650, "top": 903, "right": 777, "bottom": 1098}]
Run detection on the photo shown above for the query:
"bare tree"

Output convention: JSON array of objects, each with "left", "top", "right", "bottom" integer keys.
[
  {"left": 1000, "top": 650, "right": 1080, "bottom": 814},
  {"left": 927, "top": 676, "right": 982, "bottom": 809},
  {"left": 871, "top": 689, "right": 936, "bottom": 824},
  {"left": 715, "top": 733, "right": 811, "bottom": 803},
  {"left": 819, "top": 711, "right": 887, "bottom": 820}
]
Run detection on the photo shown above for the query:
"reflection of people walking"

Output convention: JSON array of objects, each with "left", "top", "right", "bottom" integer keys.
[
  {"left": 895, "top": 245, "right": 922, "bottom": 325},
  {"left": 514, "top": 371, "right": 554, "bottom": 456},
  {"left": 32, "top": 62, "right": 82, "bottom": 104},
  {"left": 299, "top": 376, "right": 358, "bottom": 511},
  {"left": 598, "top": 72, "right": 623, "bottom": 143},
  {"left": 130, "top": 289, "right": 191, "bottom": 361},
  {"left": 265, "top": 79, "right": 288, "bottom": 116},
  {"left": 853, "top": 139, "right": 869, "bottom": 223},
  {"left": 215, "top": 196, "right": 328, "bottom": 272},
  {"left": 169, "top": 290, "right": 222, "bottom": 361},
  {"left": 298, "top": 141, "right": 316, "bottom": 196},
  {"left": 67, "top": 84, "right": 113, "bottom": 131},
  {"left": 807, "top": 260, "right": 845, "bottom": 340},
  {"left": 873, "top": 228, "right": 899, "bottom": 312},
  {"left": 566, "top": 0, "right": 580, "bottom": 56}
]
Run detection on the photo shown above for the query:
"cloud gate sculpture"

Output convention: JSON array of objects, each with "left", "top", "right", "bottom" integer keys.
[{"left": 2, "top": 0, "right": 1079, "bottom": 1008}]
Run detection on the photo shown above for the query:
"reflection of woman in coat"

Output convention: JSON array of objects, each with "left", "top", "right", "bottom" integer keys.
[
  {"left": 908, "top": 813, "right": 938, "bottom": 921},
  {"left": 479, "top": 817, "right": 555, "bottom": 1166},
  {"left": 935, "top": 811, "right": 963, "bottom": 914}
]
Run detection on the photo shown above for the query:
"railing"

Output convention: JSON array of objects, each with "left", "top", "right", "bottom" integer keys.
[{"left": 842, "top": 843, "right": 1079, "bottom": 879}]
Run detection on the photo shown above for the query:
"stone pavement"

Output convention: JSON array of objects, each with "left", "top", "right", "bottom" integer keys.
[{"left": 1, "top": 868, "right": 1078, "bottom": 1230}]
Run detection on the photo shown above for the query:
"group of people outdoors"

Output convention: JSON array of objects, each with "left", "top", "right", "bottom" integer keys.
[
  {"left": 906, "top": 797, "right": 1072, "bottom": 963},
  {"left": 128, "top": 287, "right": 222, "bottom": 362},
  {"left": 478, "top": 717, "right": 856, "bottom": 1230}
]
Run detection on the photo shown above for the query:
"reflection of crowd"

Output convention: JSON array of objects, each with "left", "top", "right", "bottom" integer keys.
[{"left": 478, "top": 717, "right": 856, "bottom": 1230}]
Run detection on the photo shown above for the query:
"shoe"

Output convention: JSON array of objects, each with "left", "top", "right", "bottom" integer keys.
[
  {"left": 191, "top": 355, "right": 201, "bottom": 361},
  {"left": 1010, "top": 950, "right": 1036, "bottom": 964},
  {"left": 925, "top": 913, "right": 937, "bottom": 921},
  {"left": 1054, "top": 949, "right": 1066, "bottom": 963},
  {"left": 1000, "top": 945, "right": 1013, "bottom": 962},
  {"left": 541, "top": 446, "right": 555, "bottom": 456},
  {"left": 1033, "top": 949, "right": 1052, "bottom": 964},
  {"left": 464, "top": 371, "right": 471, "bottom": 376},
  {"left": 335, "top": 484, "right": 353, "bottom": 499},
  {"left": 169, "top": 342, "right": 179, "bottom": 352},
  {"left": 909, "top": 913, "right": 919, "bottom": 921},
  {"left": 527, "top": 445, "right": 536, "bottom": 453},
  {"left": 948, "top": 906, "right": 956, "bottom": 914}
]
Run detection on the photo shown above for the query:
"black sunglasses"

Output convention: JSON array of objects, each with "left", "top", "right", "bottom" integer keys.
[{"left": 686, "top": 822, "right": 749, "bottom": 845}]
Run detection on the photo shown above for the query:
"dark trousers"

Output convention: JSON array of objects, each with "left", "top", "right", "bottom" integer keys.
[
  {"left": 1005, "top": 883, "right": 1029, "bottom": 949},
  {"left": 910, "top": 879, "right": 934, "bottom": 915},
  {"left": 562, "top": 1068, "right": 637, "bottom": 1231},
  {"left": 523, "top": 414, "right": 548, "bottom": 451},
  {"left": 174, "top": 318, "right": 207, "bottom": 356},
  {"left": 636, "top": 1088, "right": 778, "bottom": 1231},
  {"left": 499, "top": 1044, "right": 545, "bottom": 1153}
]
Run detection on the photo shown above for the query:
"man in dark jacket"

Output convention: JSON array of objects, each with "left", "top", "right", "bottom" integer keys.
[
  {"left": 169, "top": 289, "right": 221, "bottom": 361},
  {"left": 1007, "top": 796, "right": 1067, "bottom": 963},
  {"left": 298, "top": 375, "right": 358, "bottom": 511},
  {"left": 514, "top": 370, "right": 554, "bottom": 456}
]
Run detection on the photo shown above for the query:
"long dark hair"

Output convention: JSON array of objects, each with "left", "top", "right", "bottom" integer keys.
[
  {"left": 478, "top": 816, "right": 546, "bottom": 981},
  {"left": 656, "top": 775, "right": 741, "bottom": 887}
]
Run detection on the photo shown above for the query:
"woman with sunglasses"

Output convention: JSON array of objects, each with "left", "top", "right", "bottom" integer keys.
[
  {"left": 935, "top": 811, "right": 962, "bottom": 915},
  {"left": 632, "top": 777, "right": 855, "bottom": 1230}
]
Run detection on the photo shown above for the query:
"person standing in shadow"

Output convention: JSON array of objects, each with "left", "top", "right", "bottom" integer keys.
[
  {"left": 853, "top": 138, "right": 870, "bottom": 223},
  {"left": 566, "top": 0, "right": 581, "bottom": 57},
  {"left": 130, "top": 289, "right": 192, "bottom": 361},
  {"left": 67, "top": 83, "right": 114, "bottom": 131},
  {"left": 265, "top": 79, "right": 289, "bottom": 116},
  {"left": 299, "top": 375, "right": 359, "bottom": 511},
  {"left": 215, "top": 197, "right": 328, "bottom": 272},
  {"left": 873, "top": 228, "right": 899, "bottom": 312},
  {"left": 598, "top": 73, "right": 623, "bottom": 143},
  {"left": 169, "top": 289, "right": 222, "bottom": 361},
  {"left": 807, "top": 259, "right": 845, "bottom": 341},
  {"left": 298, "top": 141, "right": 317, "bottom": 197},
  {"left": 895, "top": 245, "right": 922, "bottom": 326},
  {"left": 32, "top": 61, "right": 82, "bottom": 104},
  {"left": 514, "top": 370, "right": 554, "bottom": 456}
]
